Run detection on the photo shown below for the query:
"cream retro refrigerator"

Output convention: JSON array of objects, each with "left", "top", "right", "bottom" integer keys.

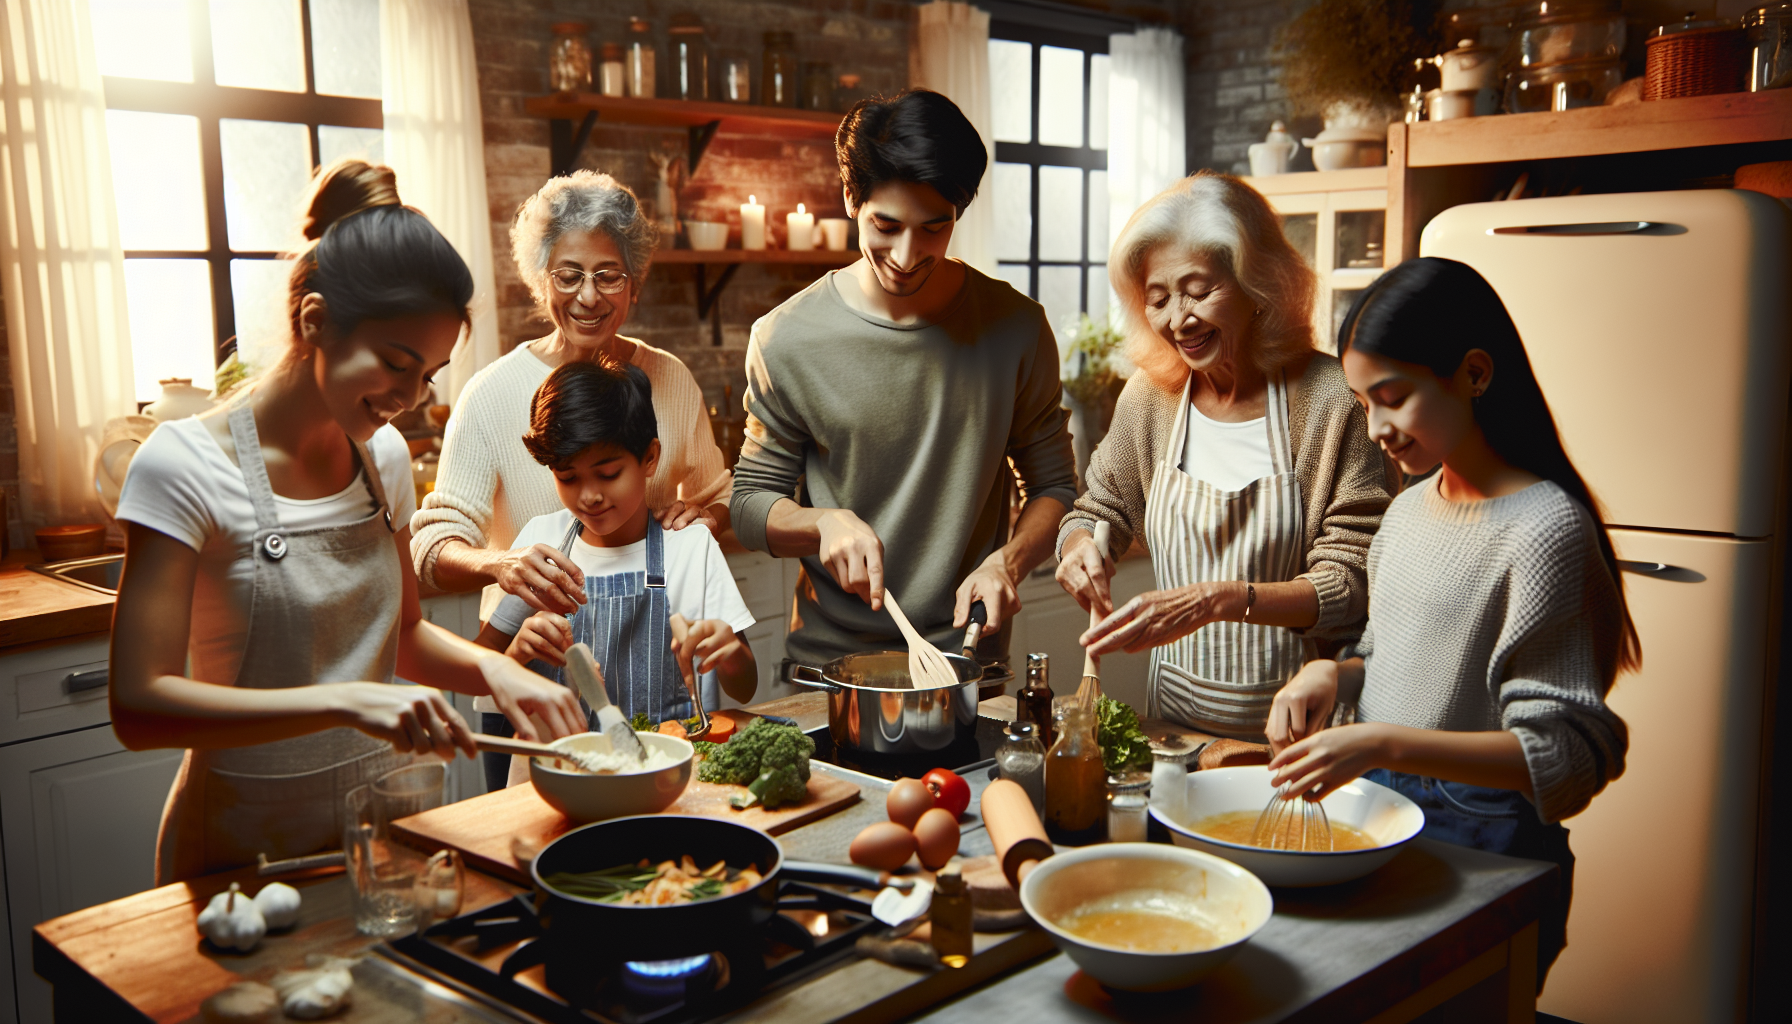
[{"left": 1421, "top": 190, "right": 1792, "bottom": 1023}]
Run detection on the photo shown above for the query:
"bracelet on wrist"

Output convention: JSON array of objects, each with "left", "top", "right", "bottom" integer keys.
[{"left": 1241, "top": 582, "right": 1257, "bottom": 621}]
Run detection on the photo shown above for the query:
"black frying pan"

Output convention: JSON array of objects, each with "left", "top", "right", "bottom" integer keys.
[{"left": 529, "top": 814, "right": 892, "bottom": 963}]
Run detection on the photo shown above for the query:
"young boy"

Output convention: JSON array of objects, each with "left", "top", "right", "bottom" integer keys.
[{"left": 476, "top": 360, "right": 755, "bottom": 781}]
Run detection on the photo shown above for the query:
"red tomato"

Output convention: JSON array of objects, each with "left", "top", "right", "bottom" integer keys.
[{"left": 921, "top": 768, "right": 971, "bottom": 818}]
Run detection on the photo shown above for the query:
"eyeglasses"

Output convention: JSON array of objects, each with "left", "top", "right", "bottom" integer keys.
[{"left": 548, "top": 267, "right": 631, "bottom": 295}]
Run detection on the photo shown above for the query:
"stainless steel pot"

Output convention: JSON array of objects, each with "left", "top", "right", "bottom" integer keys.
[{"left": 790, "top": 651, "right": 982, "bottom": 754}]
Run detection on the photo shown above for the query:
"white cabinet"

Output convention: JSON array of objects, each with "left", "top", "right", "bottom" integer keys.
[{"left": 1243, "top": 168, "right": 1389, "bottom": 352}]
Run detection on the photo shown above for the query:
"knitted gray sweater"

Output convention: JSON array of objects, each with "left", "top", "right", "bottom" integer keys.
[{"left": 1350, "top": 477, "right": 1629, "bottom": 824}]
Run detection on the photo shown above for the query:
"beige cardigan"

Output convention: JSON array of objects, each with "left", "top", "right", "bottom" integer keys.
[{"left": 1058, "top": 351, "right": 1394, "bottom": 640}]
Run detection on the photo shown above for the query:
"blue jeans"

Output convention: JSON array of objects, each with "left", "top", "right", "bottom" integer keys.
[
  {"left": 1364, "top": 768, "right": 1573, "bottom": 988},
  {"left": 481, "top": 712, "right": 514, "bottom": 794}
]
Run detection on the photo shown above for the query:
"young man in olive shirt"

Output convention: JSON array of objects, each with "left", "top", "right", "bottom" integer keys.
[{"left": 730, "top": 89, "right": 1079, "bottom": 668}]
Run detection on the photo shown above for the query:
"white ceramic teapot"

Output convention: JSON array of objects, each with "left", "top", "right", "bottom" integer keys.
[{"left": 1247, "top": 121, "right": 1300, "bottom": 177}]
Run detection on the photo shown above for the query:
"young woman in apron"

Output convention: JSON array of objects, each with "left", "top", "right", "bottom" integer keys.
[
  {"left": 110, "top": 161, "right": 583, "bottom": 884},
  {"left": 1265, "top": 258, "right": 1635, "bottom": 981}
]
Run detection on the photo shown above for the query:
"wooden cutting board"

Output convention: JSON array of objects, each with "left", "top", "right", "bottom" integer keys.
[{"left": 392, "top": 771, "right": 861, "bottom": 885}]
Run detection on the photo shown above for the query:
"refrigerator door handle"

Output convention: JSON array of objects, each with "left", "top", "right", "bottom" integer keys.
[
  {"left": 1617, "top": 560, "right": 1679, "bottom": 575},
  {"left": 1489, "top": 221, "right": 1663, "bottom": 236}
]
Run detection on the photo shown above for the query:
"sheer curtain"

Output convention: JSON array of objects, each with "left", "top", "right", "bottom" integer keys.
[
  {"left": 0, "top": 0, "right": 135, "bottom": 540},
  {"left": 381, "top": 0, "right": 499, "bottom": 406},
  {"left": 1107, "top": 28, "right": 1186, "bottom": 252},
  {"left": 908, "top": 1, "right": 994, "bottom": 276}
]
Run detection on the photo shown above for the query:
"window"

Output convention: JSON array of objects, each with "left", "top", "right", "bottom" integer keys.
[
  {"left": 988, "top": 24, "right": 1110, "bottom": 343},
  {"left": 90, "top": 0, "right": 382, "bottom": 403}
]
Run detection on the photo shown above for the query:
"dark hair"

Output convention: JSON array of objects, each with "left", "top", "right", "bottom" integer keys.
[
  {"left": 836, "top": 89, "right": 987, "bottom": 215},
  {"left": 1340, "top": 257, "right": 1640, "bottom": 675},
  {"left": 522, "top": 359, "right": 657, "bottom": 467},
  {"left": 288, "top": 159, "right": 474, "bottom": 341}
]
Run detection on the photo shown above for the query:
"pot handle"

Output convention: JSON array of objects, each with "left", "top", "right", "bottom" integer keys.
[
  {"left": 788, "top": 664, "right": 840, "bottom": 693},
  {"left": 782, "top": 860, "right": 913, "bottom": 891}
]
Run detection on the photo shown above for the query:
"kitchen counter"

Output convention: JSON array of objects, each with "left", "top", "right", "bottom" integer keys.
[{"left": 0, "top": 551, "right": 113, "bottom": 650}]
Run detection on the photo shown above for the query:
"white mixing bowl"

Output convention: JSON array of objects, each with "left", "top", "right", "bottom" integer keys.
[
  {"left": 1153, "top": 766, "right": 1425, "bottom": 887},
  {"left": 1019, "top": 843, "right": 1273, "bottom": 992},
  {"left": 529, "top": 731, "right": 693, "bottom": 824}
]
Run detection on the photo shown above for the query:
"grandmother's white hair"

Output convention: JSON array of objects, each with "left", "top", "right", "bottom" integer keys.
[{"left": 510, "top": 170, "right": 658, "bottom": 309}]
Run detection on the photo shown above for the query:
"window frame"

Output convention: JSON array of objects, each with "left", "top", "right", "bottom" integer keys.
[
  {"left": 988, "top": 19, "right": 1109, "bottom": 329},
  {"left": 100, "top": 0, "right": 381, "bottom": 368}
]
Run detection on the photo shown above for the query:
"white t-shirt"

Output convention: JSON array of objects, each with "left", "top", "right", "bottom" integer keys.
[
  {"left": 115, "top": 417, "right": 417, "bottom": 686},
  {"left": 1180, "top": 400, "right": 1275, "bottom": 492},
  {"left": 478, "top": 508, "right": 755, "bottom": 713}
]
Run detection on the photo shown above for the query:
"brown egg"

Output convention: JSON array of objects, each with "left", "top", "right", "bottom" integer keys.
[
  {"left": 886, "top": 777, "right": 935, "bottom": 829},
  {"left": 912, "top": 807, "right": 960, "bottom": 870},
  {"left": 850, "top": 822, "right": 917, "bottom": 871}
]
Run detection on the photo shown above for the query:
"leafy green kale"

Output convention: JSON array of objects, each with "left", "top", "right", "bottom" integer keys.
[
  {"left": 1096, "top": 696, "right": 1154, "bottom": 774},
  {"left": 696, "top": 718, "right": 816, "bottom": 792}
]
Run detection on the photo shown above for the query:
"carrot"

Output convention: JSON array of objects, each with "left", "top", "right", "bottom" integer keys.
[
  {"left": 658, "top": 719, "right": 688, "bottom": 738},
  {"left": 705, "top": 715, "right": 736, "bottom": 743}
]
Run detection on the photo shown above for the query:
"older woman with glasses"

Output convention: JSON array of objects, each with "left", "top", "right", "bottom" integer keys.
[
  {"left": 412, "top": 171, "right": 732, "bottom": 789},
  {"left": 1057, "top": 172, "right": 1394, "bottom": 740}
]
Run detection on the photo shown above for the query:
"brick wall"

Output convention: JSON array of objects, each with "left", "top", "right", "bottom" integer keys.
[{"left": 469, "top": 0, "right": 913, "bottom": 414}]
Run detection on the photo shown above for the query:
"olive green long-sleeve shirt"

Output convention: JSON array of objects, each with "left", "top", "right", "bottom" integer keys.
[{"left": 731, "top": 266, "right": 1077, "bottom": 666}]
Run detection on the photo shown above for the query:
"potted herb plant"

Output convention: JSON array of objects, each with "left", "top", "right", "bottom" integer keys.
[
  {"left": 1275, "top": 0, "right": 1428, "bottom": 166},
  {"left": 1062, "top": 314, "right": 1127, "bottom": 480}
]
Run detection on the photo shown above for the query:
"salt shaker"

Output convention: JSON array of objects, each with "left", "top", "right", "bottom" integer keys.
[
  {"left": 996, "top": 719, "right": 1046, "bottom": 815},
  {"left": 1150, "top": 747, "right": 1194, "bottom": 827},
  {"left": 1106, "top": 770, "right": 1151, "bottom": 843}
]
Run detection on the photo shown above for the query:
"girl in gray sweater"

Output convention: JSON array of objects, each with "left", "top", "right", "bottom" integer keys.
[{"left": 1265, "top": 257, "right": 1639, "bottom": 982}]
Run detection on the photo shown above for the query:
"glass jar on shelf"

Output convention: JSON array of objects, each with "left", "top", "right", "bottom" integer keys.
[
  {"left": 762, "top": 31, "right": 797, "bottom": 107},
  {"left": 626, "top": 16, "right": 656, "bottom": 99},
  {"left": 547, "top": 22, "right": 592, "bottom": 93},
  {"left": 721, "top": 53, "right": 752, "bottom": 102},
  {"left": 669, "top": 13, "right": 708, "bottom": 102},
  {"left": 801, "top": 60, "right": 833, "bottom": 110},
  {"left": 833, "top": 73, "right": 870, "bottom": 112},
  {"left": 599, "top": 42, "right": 626, "bottom": 97},
  {"left": 1746, "top": 3, "right": 1792, "bottom": 90}
]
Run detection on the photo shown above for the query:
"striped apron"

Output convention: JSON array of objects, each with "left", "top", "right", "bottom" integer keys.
[{"left": 1143, "top": 370, "right": 1314, "bottom": 739}]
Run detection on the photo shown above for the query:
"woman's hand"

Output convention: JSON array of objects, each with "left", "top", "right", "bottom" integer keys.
[
  {"left": 327, "top": 682, "right": 475, "bottom": 760},
  {"left": 672, "top": 617, "right": 750, "bottom": 676},
  {"left": 1055, "top": 527, "right": 1113, "bottom": 616},
  {"left": 656, "top": 499, "right": 718, "bottom": 533},
  {"left": 508, "top": 611, "right": 573, "bottom": 667},
  {"left": 1081, "top": 582, "right": 1248, "bottom": 656},
  {"left": 1266, "top": 722, "right": 1392, "bottom": 801},
  {"left": 1266, "top": 660, "right": 1340, "bottom": 756},
  {"left": 476, "top": 654, "right": 587, "bottom": 742},
  {"left": 816, "top": 509, "right": 886, "bottom": 609},
  {"left": 955, "top": 552, "right": 1020, "bottom": 635},
  {"left": 494, "top": 543, "right": 586, "bottom": 615}
]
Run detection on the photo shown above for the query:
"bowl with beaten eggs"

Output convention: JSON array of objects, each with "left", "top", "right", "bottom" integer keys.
[
  {"left": 1019, "top": 843, "right": 1273, "bottom": 991},
  {"left": 1153, "top": 766, "right": 1425, "bottom": 887}
]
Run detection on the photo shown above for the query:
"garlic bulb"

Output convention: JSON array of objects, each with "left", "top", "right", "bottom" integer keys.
[
  {"left": 199, "top": 981, "right": 278, "bottom": 1023},
  {"left": 196, "top": 882, "right": 266, "bottom": 952},
  {"left": 252, "top": 882, "right": 301, "bottom": 930},
  {"left": 272, "top": 955, "right": 356, "bottom": 1020}
]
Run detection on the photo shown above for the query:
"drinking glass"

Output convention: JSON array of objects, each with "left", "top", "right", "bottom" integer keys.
[{"left": 344, "top": 761, "right": 446, "bottom": 937}]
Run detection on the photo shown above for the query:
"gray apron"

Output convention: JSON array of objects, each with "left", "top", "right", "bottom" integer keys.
[
  {"left": 1144, "top": 370, "right": 1315, "bottom": 738},
  {"left": 154, "top": 402, "right": 411, "bottom": 884}
]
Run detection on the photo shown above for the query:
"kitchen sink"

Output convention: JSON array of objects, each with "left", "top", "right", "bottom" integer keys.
[{"left": 30, "top": 552, "right": 125, "bottom": 596}]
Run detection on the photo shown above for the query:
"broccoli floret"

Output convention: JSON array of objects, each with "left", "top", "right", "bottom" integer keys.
[
  {"left": 629, "top": 712, "right": 654, "bottom": 732},
  {"left": 696, "top": 719, "right": 815, "bottom": 790},
  {"left": 731, "top": 763, "right": 808, "bottom": 809}
]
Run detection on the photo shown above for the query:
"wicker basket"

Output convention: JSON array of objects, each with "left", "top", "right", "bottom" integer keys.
[{"left": 1645, "top": 24, "right": 1748, "bottom": 99}]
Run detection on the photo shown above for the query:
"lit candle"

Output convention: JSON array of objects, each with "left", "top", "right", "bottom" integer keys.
[
  {"left": 740, "top": 195, "right": 766, "bottom": 251},
  {"left": 786, "top": 202, "right": 815, "bottom": 251}
]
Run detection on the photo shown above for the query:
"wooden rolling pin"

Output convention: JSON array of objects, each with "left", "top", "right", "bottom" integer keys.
[{"left": 981, "top": 778, "right": 1054, "bottom": 889}]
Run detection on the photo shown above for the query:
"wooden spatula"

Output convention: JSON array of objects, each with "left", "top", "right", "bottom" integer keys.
[
  {"left": 1076, "top": 521, "right": 1113, "bottom": 710},
  {"left": 884, "top": 589, "right": 960, "bottom": 690}
]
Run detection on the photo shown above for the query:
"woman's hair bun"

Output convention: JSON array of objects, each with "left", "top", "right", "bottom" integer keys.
[{"left": 302, "top": 159, "right": 402, "bottom": 241}]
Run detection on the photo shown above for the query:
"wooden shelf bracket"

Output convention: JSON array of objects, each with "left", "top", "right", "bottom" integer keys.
[
  {"left": 689, "top": 119, "right": 721, "bottom": 174},
  {"left": 694, "top": 263, "right": 739, "bottom": 347},
  {"left": 549, "top": 111, "right": 597, "bottom": 178}
]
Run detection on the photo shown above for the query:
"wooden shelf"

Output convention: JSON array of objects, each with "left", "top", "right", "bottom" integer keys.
[
  {"left": 1244, "top": 166, "right": 1389, "bottom": 195},
  {"left": 655, "top": 249, "right": 856, "bottom": 265},
  {"left": 522, "top": 92, "right": 842, "bottom": 136},
  {"left": 1405, "top": 89, "right": 1792, "bottom": 168}
]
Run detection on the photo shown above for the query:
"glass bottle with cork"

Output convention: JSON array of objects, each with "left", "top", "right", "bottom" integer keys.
[
  {"left": 1016, "top": 652, "right": 1054, "bottom": 749},
  {"left": 547, "top": 23, "right": 592, "bottom": 93},
  {"left": 930, "top": 866, "right": 973, "bottom": 968},
  {"left": 1045, "top": 697, "right": 1106, "bottom": 844}
]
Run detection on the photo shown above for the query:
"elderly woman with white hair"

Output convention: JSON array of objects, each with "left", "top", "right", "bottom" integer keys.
[
  {"left": 412, "top": 171, "right": 732, "bottom": 788},
  {"left": 1058, "top": 171, "right": 1393, "bottom": 740}
]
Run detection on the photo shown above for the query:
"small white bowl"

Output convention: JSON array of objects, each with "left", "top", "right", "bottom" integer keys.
[
  {"left": 528, "top": 731, "right": 693, "bottom": 824},
  {"left": 683, "top": 220, "right": 729, "bottom": 251},
  {"left": 1019, "top": 843, "right": 1273, "bottom": 992},
  {"left": 1153, "top": 766, "right": 1425, "bottom": 888}
]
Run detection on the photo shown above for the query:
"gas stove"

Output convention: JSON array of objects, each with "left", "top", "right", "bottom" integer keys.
[{"left": 381, "top": 882, "right": 882, "bottom": 1024}]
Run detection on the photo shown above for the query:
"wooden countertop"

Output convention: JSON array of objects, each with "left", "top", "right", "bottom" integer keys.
[{"left": 0, "top": 550, "right": 114, "bottom": 651}]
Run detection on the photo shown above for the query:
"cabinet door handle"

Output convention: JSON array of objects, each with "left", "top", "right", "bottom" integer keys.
[
  {"left": 1617, "top": 560, "right": 1680, "bottom": 576},
  {"left": 65, "top": 668, "right": 109, "bottom": 693},
  {"left": 1490, "top": 221, "right": 1662, "bottom": 236}
]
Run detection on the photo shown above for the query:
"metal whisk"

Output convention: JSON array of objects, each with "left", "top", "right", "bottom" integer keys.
[{"left": 1251, "top": 784, "right": 1335, "bottom": 852}]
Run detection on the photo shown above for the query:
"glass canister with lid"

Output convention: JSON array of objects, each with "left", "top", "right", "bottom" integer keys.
[
  {"left": 547, "top": 22, "right": 592, "bottom": 93},
  {"left": 1745, "top": 4, "right": 1792, "bottom": 90},
  {"left": 626, "top": 16, "right": 657, "bottom": 98},
  {"left": 1512, "top": 0, "right": 1626, "bottom": 68},
  {"left": 762, "top": 31, "right": 798, "bottom": 107},
  {"left": 669, "top": 13, "right": 709, "bottom": 101}
]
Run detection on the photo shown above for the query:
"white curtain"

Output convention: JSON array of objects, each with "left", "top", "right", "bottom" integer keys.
[
  {"left": 1107, "top": 28, "right": 1186, "bottom": 253},
  {"left": 381, "top": 0, "right": 499, "bottom": 407},
  {"left": 908, "top": 1, "right": 994, "bottom": 276},
  {"left": 0, "top": 0, "right": 135, "bottom": 541}
]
